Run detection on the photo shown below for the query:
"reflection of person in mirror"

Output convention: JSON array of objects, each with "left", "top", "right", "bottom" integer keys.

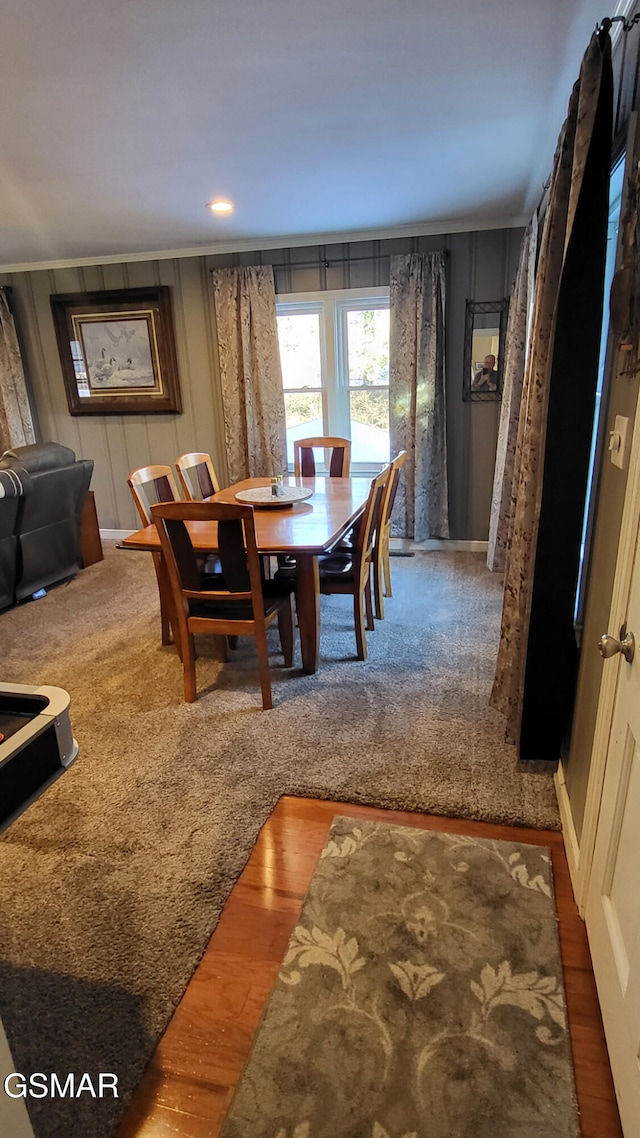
[{"left": 472, "top": 354, "right": 498, "bottom": 392}]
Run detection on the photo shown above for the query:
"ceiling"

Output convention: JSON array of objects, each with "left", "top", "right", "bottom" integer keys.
[{"left": 0, "top": 0, "right": 616, "bottom": 270}]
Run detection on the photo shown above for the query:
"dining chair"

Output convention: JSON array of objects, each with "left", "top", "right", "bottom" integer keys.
[
  {"left": 373, "top": 449, "right": 407, "bottom": 619},
  {"left": 282, "top": 437, "right": 352, "bottom": 574},
  {"left": 128, "top": 465, "right": 181, "bottom": 527},
  {"left": 175, "top": 452, "right": 220, "bottom": 501},
  {"left": 127, "top": 465, "right": 182, "bottom": 646},
  {"left": 276, "top": 465, "right": 389, "bottom": 661},
  {"left": 293, "top": 437, "right": 351, "bottom": 478},
  {"left": 151, "top": 500, "right": 296, "bottom": 709},
  {"left": 176, "top": 452, "right": 275, "bottom": 581},
  {"left": 319, "top": 464, "right": 389, "bottom": 659}
]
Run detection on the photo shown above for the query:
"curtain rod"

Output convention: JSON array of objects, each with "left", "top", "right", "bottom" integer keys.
[
  {"left": 539, "top": 12, "right": 632, "bottom": 194},
  {"left": 598, "top": 13, "right": 640, "bottom": 33},
  {"left": 210, "top": 249, "right": 450, "bottom": 273}
]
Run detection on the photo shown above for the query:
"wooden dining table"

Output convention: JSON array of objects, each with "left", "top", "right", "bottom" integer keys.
[{"left": 119, "top": 475, "right": 372, "bottom": 673}]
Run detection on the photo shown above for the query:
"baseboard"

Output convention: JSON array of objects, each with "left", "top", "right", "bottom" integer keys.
[
  {"left": 390, "top": 538, "right": 488, "bottom": 553},
  {"left": 555, "top": 762, "right": 582, "bottom": 910},
  {"left": 100, "top": 529, "right": 135, "bottom": 541}
]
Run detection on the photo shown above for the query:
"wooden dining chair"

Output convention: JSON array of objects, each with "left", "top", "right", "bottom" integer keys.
[
  {"left": 281, "top": 437, "right": 352, "bottom": 575},
  {"left": 317, "top": 465, "right": 390, "bottom": 659},
  {"left": 373, "top": 449, "right": 407, "bottom": 619},
  {"left": 151, "top": 501, "right": 296, "bottom": 709},
  {"left": 175, "top": 452, "right": 220, "bottom": 501},
  {"left": 128, "top": 465, "right": 181, "bottom": 527},
  {"left": 276, "top": 465, "right": 389, "bottom": 661},
  {"left": 127, "top": 465, "right": 182, "bottom": 646},
  {"left": 293, "top": 437, "right": 351, "bottom": 478}
]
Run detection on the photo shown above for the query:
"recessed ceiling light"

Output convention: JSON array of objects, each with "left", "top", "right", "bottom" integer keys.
[{"left": 207, "top": 199, "right": 234, "bottom": 214}]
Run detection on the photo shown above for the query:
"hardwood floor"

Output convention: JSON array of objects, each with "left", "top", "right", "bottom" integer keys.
[{"left": 117, "top": 796, "right": 622, "bottom": 1138}]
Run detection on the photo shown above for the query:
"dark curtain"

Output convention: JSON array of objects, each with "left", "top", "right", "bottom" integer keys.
[{"left": 491, "top": 27, "right": 613, "bottom": 764}]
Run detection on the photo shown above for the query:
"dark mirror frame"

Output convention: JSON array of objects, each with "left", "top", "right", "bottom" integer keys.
[{"left": 462, "top": 298, "right": 509, "bottom": 402}]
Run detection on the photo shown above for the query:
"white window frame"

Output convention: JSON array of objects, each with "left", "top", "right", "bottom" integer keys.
[{"left": 277, "top": 286, "right": 390, "bottom": 473}]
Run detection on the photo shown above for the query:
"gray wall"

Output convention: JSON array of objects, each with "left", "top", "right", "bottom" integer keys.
[
  {"left": 1, "top": 227, "right": 522, "bottom": 535},
  {"left": 1, "top": 258, "right": 228, "bottom": 532}
]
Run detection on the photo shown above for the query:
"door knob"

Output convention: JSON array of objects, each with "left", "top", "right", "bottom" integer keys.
[{"left": 598, "top": 630, "right": 635, "bottom": 663}]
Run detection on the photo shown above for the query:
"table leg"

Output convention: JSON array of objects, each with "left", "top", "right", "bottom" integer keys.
[
  {"left": 295, "top": 554, "right": 320, "bottom": 674},
  {"left": 155, "top": 552, "right": 183, "bottom": 662}
]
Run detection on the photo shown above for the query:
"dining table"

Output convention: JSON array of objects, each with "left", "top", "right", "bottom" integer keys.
[{"left": 119, "top": 474, "right": 372, "bottom": 673}]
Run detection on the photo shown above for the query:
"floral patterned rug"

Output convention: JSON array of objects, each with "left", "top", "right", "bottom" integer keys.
[{"left": 219, "top": 817, "right": 578, "bottom": 1138}]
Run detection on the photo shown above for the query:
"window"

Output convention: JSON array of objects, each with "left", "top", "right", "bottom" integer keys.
[{"left": 276, "top": 287, "right": 390, "bottom": 471}]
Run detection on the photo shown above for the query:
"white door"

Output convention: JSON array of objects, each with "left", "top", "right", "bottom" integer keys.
[{"left": 585, "top": 401, "right": 640, "bottom": 1138}]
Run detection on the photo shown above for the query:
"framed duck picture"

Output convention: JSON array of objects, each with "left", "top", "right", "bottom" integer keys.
[{"left": 51, "top": 286, "right": 182, "bottom": 415}]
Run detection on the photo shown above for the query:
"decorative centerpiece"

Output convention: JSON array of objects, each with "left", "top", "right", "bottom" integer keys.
[{"left": 235, "top": 481, "right": 313, "bottom": 509}]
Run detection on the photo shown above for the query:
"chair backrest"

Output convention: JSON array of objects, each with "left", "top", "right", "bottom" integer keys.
[
  {"left": 127, "top": 465, "right": 181, "bottom": 527},
  {"left": 293, "top": 436, "right": 351, "bottom": 478},
  {"left": 354, "top": 465, "right": 391, "bottom": 577},
  {"left": 175, "top": 452, "right": 220, "bottom": 501},
  {"left": 150, "top": 500, "right": 265, "bottom": 619},
  {"left": 382, "top": 450, "right": 407, "bottom": 533}
]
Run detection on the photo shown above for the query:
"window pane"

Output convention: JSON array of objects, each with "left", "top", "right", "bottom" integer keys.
[
  {"left": 346, "top": 309, "right": 389, "bottom": 387},
  {"left": 277, "top": 313, "right": 322, "bottom": 391},
  {"left": 349, "top": 388, "right": 390, "bottom": 464},
  {"left": 284, "top": 393, "right": 323, "bottom": 465}
]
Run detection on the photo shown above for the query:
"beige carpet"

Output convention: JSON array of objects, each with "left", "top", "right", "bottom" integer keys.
[{"left": 0, "top": 545, "right": 560, "bottom": 1137}]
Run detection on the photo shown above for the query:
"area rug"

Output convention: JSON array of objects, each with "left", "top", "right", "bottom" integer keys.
[
  {"left": 0, "top": 546, "right": 562, "bottom": 1138},
  {"left": 220, "top": 817, "right": 578, "bottom": 1138}
]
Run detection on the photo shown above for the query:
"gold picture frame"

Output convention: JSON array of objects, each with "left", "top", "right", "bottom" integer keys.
[{"left": 51, "top": 286, "right": 182, "bottom": 415}]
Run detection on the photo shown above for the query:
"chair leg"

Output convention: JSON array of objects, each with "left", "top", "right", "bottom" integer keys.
[
  {"left": 160, "top": 600, "right": 172, "bottom": 645},
  {"left": 382, "top": 536, "right": 392, "bottom": 598},
  {"left": 373, "top": 553, "right": 384, "bottom": 620},
  {"left": 254, "top": 624, "right": 273, "bottom": 710},
  {"left": 215, "top": 635, "right": 229, "bottom": 662},
  {"left": 365, "top": 575, "right": 375, "bottom": 632},
  {"left": 153, "top": 553, "right": 185, "bottom": 659},
  {"left": 353, "top": 593, "right": 368, "bottom": 661},
  {"left": 278, "top": 596, "right": 295, "bottom": 667},
  {"left": 183, "top": 632, "right": 197, "bottom": 703},
  {"left": 152, "top": 554, "right": 173, "bottom": 645},
  {"left": 227, "top": 636, "right": 238, "bottom": 650}
]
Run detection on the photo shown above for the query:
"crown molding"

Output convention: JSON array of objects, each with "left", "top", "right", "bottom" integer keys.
[{"left": 0, "top": 215, "right": 530, "bottom": 275}]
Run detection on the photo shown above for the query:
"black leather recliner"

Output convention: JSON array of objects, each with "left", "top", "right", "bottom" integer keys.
[
  {"left": 0, "top": 466, "right": 28, "bottom": 610},
  {"left": 0, "top": 442, "right": 94, "bottom": 609}
]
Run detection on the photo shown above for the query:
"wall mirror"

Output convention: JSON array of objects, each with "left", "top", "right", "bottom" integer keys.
[{"left": 462, "top": 298, "right": 509, "bottom": 402}]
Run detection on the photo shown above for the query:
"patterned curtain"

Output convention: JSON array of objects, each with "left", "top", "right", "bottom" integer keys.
[
  {"left": 486, "top": 216, "right": 538, "bottom": 573},
  {"left": 211, "top": 266, "right": 286, "bottom": 483},
  {"left": 0, "top": 288, "right": 36, "bottom": 452},
  {"left": 490, "top": 28, "right": 613, "bottom": 761},
  {"left": 389, "top": 252, "right": 449, "bottom": 540}
]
